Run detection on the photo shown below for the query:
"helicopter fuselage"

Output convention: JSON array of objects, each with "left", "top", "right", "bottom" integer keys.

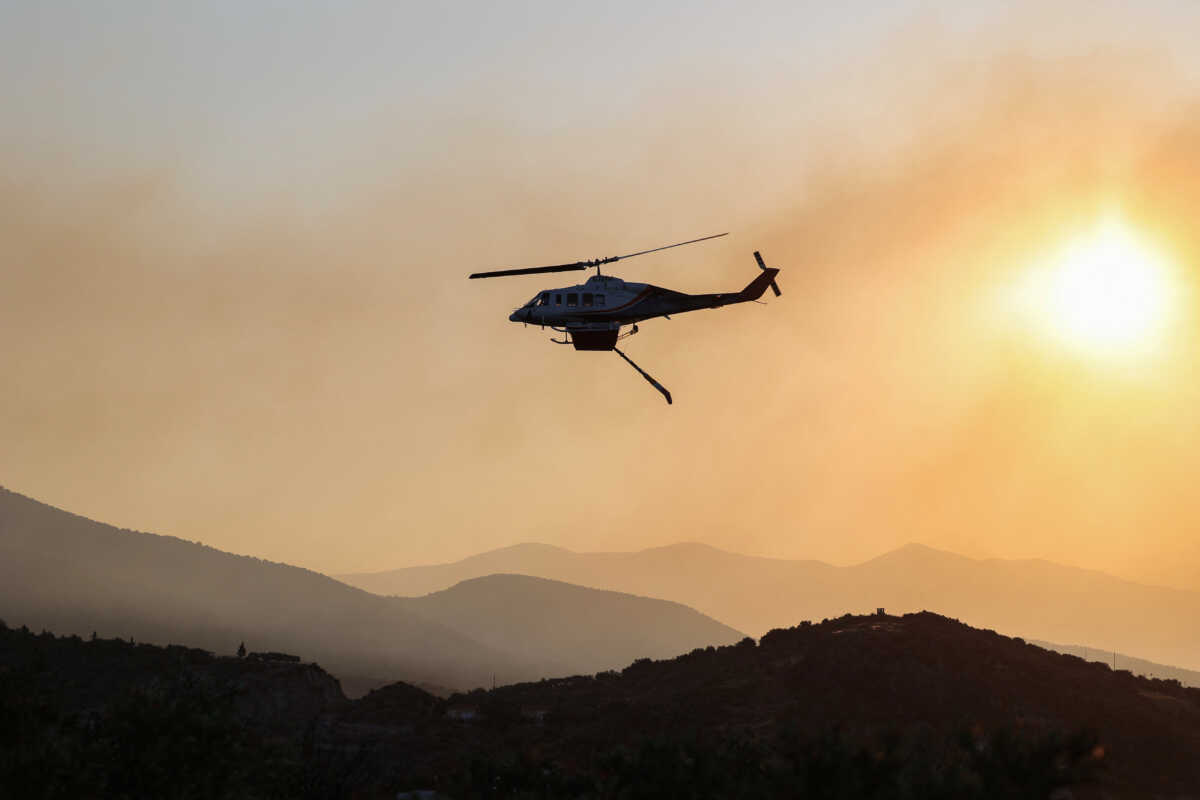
[
  {"left": 509, "top": 275, "right": 654, "bottom": 326},
  {"left": 508, "top": 269, "right": 778, "bottom": 350}
]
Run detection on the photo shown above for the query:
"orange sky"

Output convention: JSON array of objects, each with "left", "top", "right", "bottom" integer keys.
[{"left": 3, "top": 10, "right": 1200, "bottom": 591}]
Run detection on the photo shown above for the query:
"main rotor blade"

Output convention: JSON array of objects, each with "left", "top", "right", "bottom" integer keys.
[
  {"left": 469, "top": 263, "right": 591, "bottom": 280},
  {"left": 613, "top": 231, "right": 727, "bottom": 262},
  {"left": 468, "top": 231, "right": 728, "bottom": 279}
]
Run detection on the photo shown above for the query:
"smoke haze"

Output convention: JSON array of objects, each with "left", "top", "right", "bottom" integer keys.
[{"left": 3, "top": 7, "right": 1200, "bottom": 591}]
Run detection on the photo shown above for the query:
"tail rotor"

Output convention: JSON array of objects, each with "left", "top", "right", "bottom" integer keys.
[{"left": 754, "top": 251, "right": 782, "bottom": 297}]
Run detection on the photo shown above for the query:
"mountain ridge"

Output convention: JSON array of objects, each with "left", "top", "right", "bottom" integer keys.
[
  {"left": 0, "top": 487, "right": 743, "bottom": 695},
  {"left": 339, "top": 538, "right": 1200, "bottom": 671}
]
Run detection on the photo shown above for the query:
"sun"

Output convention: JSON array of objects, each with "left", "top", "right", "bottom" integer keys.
[{"left": 1008, "top": 217, "right": 1178, "bottom": 361}]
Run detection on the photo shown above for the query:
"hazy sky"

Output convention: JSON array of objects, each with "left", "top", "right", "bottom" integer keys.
[{"left": 4, "top": 1, "right": 1200, "bottom": 590}]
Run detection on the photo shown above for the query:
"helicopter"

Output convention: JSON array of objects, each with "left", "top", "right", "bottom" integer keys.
[{"left": 469, "top": 232, "right": 781, "bottom": 404}]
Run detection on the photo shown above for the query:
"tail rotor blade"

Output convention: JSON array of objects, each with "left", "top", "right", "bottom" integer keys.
[
  {"left": 754, "top": 250, "right": 782, "bottom": 296},
  {"left": 615, "top": 347, "right": 672, "bottom": 405}
]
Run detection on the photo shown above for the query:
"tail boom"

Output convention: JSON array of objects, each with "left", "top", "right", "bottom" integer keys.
[
  {"left": 678, "top": 264, "right": 781, "bottom": 311},
  {"left": 734, "top": 266, "right": 780, "bottom": 302}
]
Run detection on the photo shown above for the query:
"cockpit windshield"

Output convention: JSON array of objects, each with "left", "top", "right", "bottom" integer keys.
[{"left": 522, "top": 292, "right": 555, "bottom": 308}]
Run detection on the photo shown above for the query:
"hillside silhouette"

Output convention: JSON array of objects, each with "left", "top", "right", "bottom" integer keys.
[
  {"left": 0, "top": 487, "right": 740, "bottom": 694},
  {"left": 0, "top": 621, "right": 350, "bottom": 798},
  {"left": 399, "top": 574, "right": 743, "bottom": 679},
  {"left": 7, "top": 613, "right": 1200, "bottom": 797},
  {"left": 341, "top": 540, "right": 1200, "bottom": 671},
  {"left": 390, "top": 612, "right": 1200, "bottom": 797}
]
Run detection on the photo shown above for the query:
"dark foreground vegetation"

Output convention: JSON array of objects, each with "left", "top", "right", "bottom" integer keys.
[{"left": 2, "top": 612, "right": 1198, "bottom": 799}]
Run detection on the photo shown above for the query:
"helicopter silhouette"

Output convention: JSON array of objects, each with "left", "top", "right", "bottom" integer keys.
[{"left": 469, "top": 232, "right": 781, "bottom": 404}]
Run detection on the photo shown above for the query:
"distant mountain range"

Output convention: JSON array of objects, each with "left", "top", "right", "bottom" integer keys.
[
  {"left": 0, "top": 488, "right": 742, "bottom": 694},
  {"left": 1034, "top": 638, "right": 1200, "bottom": 689},
  {"left": 339, "top": 540, "right": 1200, "bottom": 672}
]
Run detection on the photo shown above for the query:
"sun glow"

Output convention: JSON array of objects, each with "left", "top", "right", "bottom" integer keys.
[{"left": 1008, "top": 217, "right": 1179, "bottom": 362}]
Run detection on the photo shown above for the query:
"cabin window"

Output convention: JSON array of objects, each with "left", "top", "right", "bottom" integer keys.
[
  {"left": 595, "top": 294, "right": 606, "bottom": 306},
  {"left": 567, "top": 293, "right": 578, "bottom": 307},
  {"left": 539, "top": 292, "right": 550, "bottom": 306},
  {"left": 582, "top": 293, "right": 593, "bottom": 307},
  {"left": 555, "top": 294, "right": 562, "bottom": 305}
]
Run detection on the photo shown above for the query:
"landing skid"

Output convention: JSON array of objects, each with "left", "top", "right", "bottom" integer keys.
[{"left": 614, "top": 347, "right": 672, "bottom": 405}]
